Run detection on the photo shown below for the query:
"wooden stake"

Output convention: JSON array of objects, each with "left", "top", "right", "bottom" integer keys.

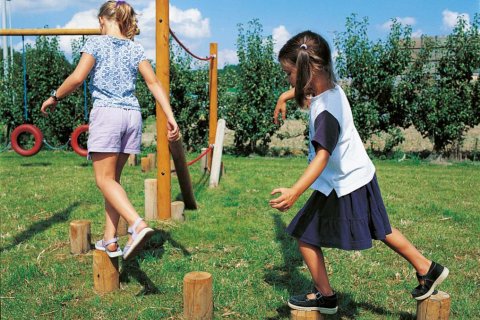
[
  {"left": 183, "top": 271, "right": 213, "bottom": 320},
  {"left": 141, "top": 157, "right": 151, "bottom": 172},
  {"left": 148, "top": 153, "right": 156, "bottom": 169},
  {"left": 117, "top": 217, "right": 128, "bottom": 237},
  {"left": 416, "top": 291, "right": 451, "bottom": 320},
  {"left": 127, "top": 154, "right": 137, "bottom": 166},
  {"left": 69, "top": 220, "right": 91, "bottom": 254},
  {"left": 93, "top": 250, "right": 119, "bottom": 293},
  {"left": 171, "top": 201, "right": 185, "bottom": 222},
  {"left": 169, "top": 136, "right": 197, "bottom": 210},
  {"left": 209, "top": 119, "right": 225, "bottom": 188},
  {"left": 290, "top": 310, "right": 325, "bottom": 320},
  {"left": 145, "top": 178, "right": 157, "bottom": 221},
  {"left": 200, "top": 147, "right": 208, "bottom": 173}
]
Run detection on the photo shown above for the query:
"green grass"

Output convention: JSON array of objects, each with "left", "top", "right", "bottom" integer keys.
[{"left": 0, "top": 152, "right": 479, "bottom": 319}]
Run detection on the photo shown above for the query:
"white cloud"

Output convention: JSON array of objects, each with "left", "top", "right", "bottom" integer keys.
[
  {"left": 442, "top": 9, "right": 470, "bottom": 29},
  {"left": 57, "top": 9, "right": 98, "bottom": 56},
  {"left": 412, "top": 29, "right": 424, "bottom": 38},
  {"left": 272, "top": 25, "right": 291, "bottom": 55},
  {"left": 170, "top": 5, "right": 211, "bottom": 39},
  {"left": 218, "top": 49, "right": 238, "bottom": 67},
  {"left": 381, "top": 17, "right": 416, "bottom": 31}
]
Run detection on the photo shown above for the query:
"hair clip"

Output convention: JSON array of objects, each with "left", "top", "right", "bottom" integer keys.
[
  {"left": 300, "top": 44, "right": 308, "bottom": 50},
  {"left": 115, "top": 0, "right": 125, "bottom": 7}
]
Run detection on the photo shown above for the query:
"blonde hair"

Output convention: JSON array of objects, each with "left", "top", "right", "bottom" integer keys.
[{"left": 98, "top": 1, "right": 139, "bottom": 40}]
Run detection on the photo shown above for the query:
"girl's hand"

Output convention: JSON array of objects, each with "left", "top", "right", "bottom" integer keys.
[
  {"left": 269, "top": 187, "right": 299, "bottom": 212},
  {"left": 273, "top": 97, "right": 287, "bottom": 125},
  {"left": 167, "top": 117, "right": 180, "bottom": 141},
  {"left": 40, "top": 97, "right": 58, "bottom": 116}
]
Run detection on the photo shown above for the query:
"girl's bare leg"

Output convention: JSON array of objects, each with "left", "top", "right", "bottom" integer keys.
[{"left": 298, "top": 240, "right": 334, "bottom": 298}]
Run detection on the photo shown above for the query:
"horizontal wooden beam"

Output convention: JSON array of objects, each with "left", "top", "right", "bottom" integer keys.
[{"left": 0, "top": 29, "right": 101, "bottom": 36}]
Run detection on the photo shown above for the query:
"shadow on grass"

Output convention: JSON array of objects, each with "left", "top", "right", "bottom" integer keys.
[
  {"left": 264, "top": 214, "right": 415, "bottom": 320},
  {"left": 120, "top": 229, "right": 191, "bottom": 296},
  {"left": 0, "top": 202, "right": 80, "bottom": 253},
  {"left": 20, "top": 162, "right": 52, "bottom": 167},
  {"left": 174, "top": 170, "right": 209, "bottom": 203}
]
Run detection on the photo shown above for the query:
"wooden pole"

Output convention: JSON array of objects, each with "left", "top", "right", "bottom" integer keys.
[
  {"left": 183, "top": 271, "right": 213, "bottom": 320},
  {"left": 290, "top": 310, "right": 325, "bottom": 320},
  {"left": 144, "top": 178, "right": 158, "bottom": 221},
  {"left": 171, "top": 201, "right": 185, "bottom": 222},
  {"left": 200, "top": 147, "right": 208, "bottom": 173},
  {"left": 416, "top": 291, "right": 451, "bottom": 320},
  {"left": 209, "top": 119, "right": 226, "bottom": 188},
  {"left": 141, "top": 157, "right": 151, "bottom": 172},
  {"left": 69, "top": 220, "right": 91, "bottom": 254},
  {"left": 93, "top": 250, "right": 120, "bottom": 294},
  {"left": 169, "top": 136, "right": 197, "bottom": 209},
  {"left": 156, "top": 0, "right": 171, "bottom": 220},
  {"left": 127, "top": 154, "right": 137, "bottom": 166},
  {"left": 148, "top": 153, "right": 156, "bottom": 169},
  {"left": 208, "top": 43, "right": 218, "bottom": 170}
]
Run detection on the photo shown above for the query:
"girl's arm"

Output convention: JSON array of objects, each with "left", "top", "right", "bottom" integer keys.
[
  {"left": 138, "top": 60, "right": 179, "bottom": 141},
  {"left": 41, "top": 53, "right": 95, "bottom": 115},
  {"left": 270, "top": 148, "right": 330, "bottom": 212},
  {"left": 274, "top": 87, "right": 295, "bottom": 125}
]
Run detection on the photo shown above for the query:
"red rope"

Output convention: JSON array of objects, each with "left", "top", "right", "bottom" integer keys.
[
  {"left": 169, "top": 27, "right": 214, "bottom": 61},
  {"left": 171, "top": 145, "right": 213, "bottom": 173}
]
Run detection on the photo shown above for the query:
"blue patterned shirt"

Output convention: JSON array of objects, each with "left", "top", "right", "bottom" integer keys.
[{"left": 81, "top": 35, "right": 147, "bottom": 110}]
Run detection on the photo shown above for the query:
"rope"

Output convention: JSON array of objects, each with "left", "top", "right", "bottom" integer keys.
[
  {"left": 43, "top": 138, "right": 71, "bottom": 150},
  {"left": 169, "top": 28, "right": 214, "bottom": 61},
  {"left": 170, "top": 145, "right": 214, "bottom": 173}
]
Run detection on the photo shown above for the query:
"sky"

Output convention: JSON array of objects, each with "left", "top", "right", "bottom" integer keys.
[{"left": 1, "top": 0, "right": 479, "bottom": 67}]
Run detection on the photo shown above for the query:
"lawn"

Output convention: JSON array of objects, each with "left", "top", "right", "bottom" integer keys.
[{"left": 0, "top": 151, "right": 479, "bottom": 319}]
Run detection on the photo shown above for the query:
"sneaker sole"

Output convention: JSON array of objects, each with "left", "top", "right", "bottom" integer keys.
[
  {"left": 123, "top": 228, "right": 154, "bottom": 260},
  {"left": 287, "top": 302, "right": 338, "bottom": 315},
  {"left": 414, "top": 267, "right": 449, "bottom": 301}
]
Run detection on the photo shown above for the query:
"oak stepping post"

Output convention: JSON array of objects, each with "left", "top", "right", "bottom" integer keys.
[
  {"left": 171, "top": 200, "right": 185, "bottom": 222},
  {"left": 141, "top": 157, "right": 151, "bottom": 172},
  {"left": 290, "top": 310, "right": 325, "bottom": 320},
  {"left": 183, "top": 271, "right": 213, "bottom": 320},
  {"left": 200, "top": 147, "right": 208, "bottom": 173},
  {"left": 117, "top": 217, "right": 128, "bottom": 236},
  {"left": 416, "top": 291, "right": 451, "bottom": 320},
  {"left": 93, "top": 250, "right": 120, "bottom": 293},
  {"left": 145, "top": 178, "right": 157, "bottom": 220},
  {"left": 69, "top": 220, "right": 91, "bottom": 254},
  {"left": 127, "top": 154, "right": 137, "bottom": 166}
]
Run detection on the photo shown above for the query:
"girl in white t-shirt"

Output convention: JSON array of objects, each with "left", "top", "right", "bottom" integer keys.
[{"left": 270, "top": 30, "right": 448, "bottom": 314}]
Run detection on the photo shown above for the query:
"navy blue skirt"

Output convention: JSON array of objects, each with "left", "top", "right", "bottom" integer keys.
[{"left": 286, "top": 175, "right": 392, "bottom": 250}]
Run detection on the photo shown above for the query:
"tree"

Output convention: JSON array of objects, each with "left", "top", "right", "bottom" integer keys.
[{"left": 226, "top": 19, "right": 288, "bottom": 155}]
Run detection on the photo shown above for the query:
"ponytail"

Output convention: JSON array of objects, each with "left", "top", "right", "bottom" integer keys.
[
  {"left": 295, "top": 49, "right": 312, "bottom": 106},
  {"left": 98, "top": 0, "right": 139, "bottom": 40}
]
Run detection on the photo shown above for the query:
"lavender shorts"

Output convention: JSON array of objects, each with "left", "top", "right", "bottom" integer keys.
[{"left": 87, "top": 106, "right": 142, "bottom": 157}]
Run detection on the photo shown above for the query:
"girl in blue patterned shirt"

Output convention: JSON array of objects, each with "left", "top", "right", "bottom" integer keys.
[{"left": 41, "top": 0, "right": 179, "bottom": 260}]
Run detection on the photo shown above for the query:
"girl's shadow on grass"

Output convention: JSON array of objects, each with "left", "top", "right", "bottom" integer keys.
[
  {"left": 119, "top": 229, "right": 190, "bottom": 296},
  {"left": 264, "top": 214, "right": 415, "bottom": 320}
]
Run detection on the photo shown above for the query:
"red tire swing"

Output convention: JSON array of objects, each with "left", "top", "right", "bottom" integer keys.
[
  {"left": 10, "top": 36, "right": 44, "bottom": 157},
  {"left": 71, "top": 124, "right": 89, "bottom": 157}
]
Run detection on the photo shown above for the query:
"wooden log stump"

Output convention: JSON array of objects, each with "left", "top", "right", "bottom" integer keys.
[
  {"left": 127, "top": 154, "right": 137, "bottom": 166},
  {"left": 117, "top": 217, "right": 128, "bottom": 236},
  {"left": 144, "top": 178, "right": 157, "bottom": 221},
  {"left": 200, "top": 147, "right": 208, "bottom": 173},
  {"left": 93, "top": 250, "right": 119, "bottom": 293},
  {"left": 416, "top": 291, "right": 451, "bottom": 320},
  {"left": 290, "top": 310, "right": 325, "bottom": 320},
  {"left": 183, "top": 271, "right": 213, "bottom": 320},
  {"left": 169, "top": 136, "right": 197, "bottom": 209},
  {"left": 148, "top": 153, "right": 156, "bottom": 169},
  {"left": 171, "top": 159, "right": 177, "bottom": 176},
  {"left": 141, "top": 157, "right": 151, "bottom": 172},
  {"left": 69, "top": 220, "right": 91, "bottom": 254},
  {"left": 171, "top": 201, "right": 185, "bottom": 222}
]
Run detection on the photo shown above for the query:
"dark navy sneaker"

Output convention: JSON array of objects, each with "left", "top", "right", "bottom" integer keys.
[
  {"left": 412, "top": 261, "right": 449, "bottom": 300},
  {"left": 288, "top": 287, "right": 338, "bottom": 314}
]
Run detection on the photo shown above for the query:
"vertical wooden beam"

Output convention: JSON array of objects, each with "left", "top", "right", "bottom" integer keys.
[
  {"left": 208, "top": 43, "right": 218, "bottom": 170},
  {"left": 156, "top": 0, "right": 171, "bottom": 220}
]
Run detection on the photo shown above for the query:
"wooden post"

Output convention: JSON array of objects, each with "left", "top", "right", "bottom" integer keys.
[
  {"left": 141, "top": 157, "right": 151, "bottom": 172},
  {"left": 148, "top": 153, "right": 156, "bottom": 169},
  {"left": 171, "top": 201, "right": 185, "bottom": 222},
  {"left": 290, "top": 310, "right": 325, "bottom": 320},
  {"left": 209, "top": 119, "right": 225, "bottom": 188},
  {"left": 416, "top": 291, "right": 451, "bottom": 320},
  {"left": 171, "top": 159, "right": 176, "bottom": 176},
  {"left": 127, "top": 154, "right": 137, "bottom": 166},
  {"left": 69, "top": 220, "right": 91, "bottom": 254},
  {"left": 117, "top": 217, "right": 128, "bottom": 236},
  {"left": 93, "top": 250, "right": 119, "bottom": 293},
  {"left": 200, "top": 147, "right": 208, "bottom": 173},
  {"left": 169, "top": 136, "right": 197, "bottom": 210},
  {"left": 208, "top": 43, "right": 218, "bottom": 170},
  {"left": 183, "top": 271, "right": 213, "bottom": 320},
  {"left": 156, "top": 0, "right": 171, "bottom": 220},
  {"left": 145, "top": 178, "right": 157, "bottom": 221}
]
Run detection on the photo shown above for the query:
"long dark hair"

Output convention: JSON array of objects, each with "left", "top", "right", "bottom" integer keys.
[{"left": 278, "top": 31, "right": 336, "bottom": 106}]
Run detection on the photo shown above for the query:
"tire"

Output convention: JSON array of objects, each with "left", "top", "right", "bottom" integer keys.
[
  {"left": 71, "top": 124, "right": 89, "bottom": 157},
  {"left": 10, "top": 124, "right": 43, "bottom": 157}
]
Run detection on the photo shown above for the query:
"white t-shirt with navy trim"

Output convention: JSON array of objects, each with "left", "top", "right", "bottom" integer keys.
[
  {"left": 308, "top": 84, "right": 375, "bottom": 197},
  {"left": 81, "top": 35, "right": 147, "bottom": 110}
]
